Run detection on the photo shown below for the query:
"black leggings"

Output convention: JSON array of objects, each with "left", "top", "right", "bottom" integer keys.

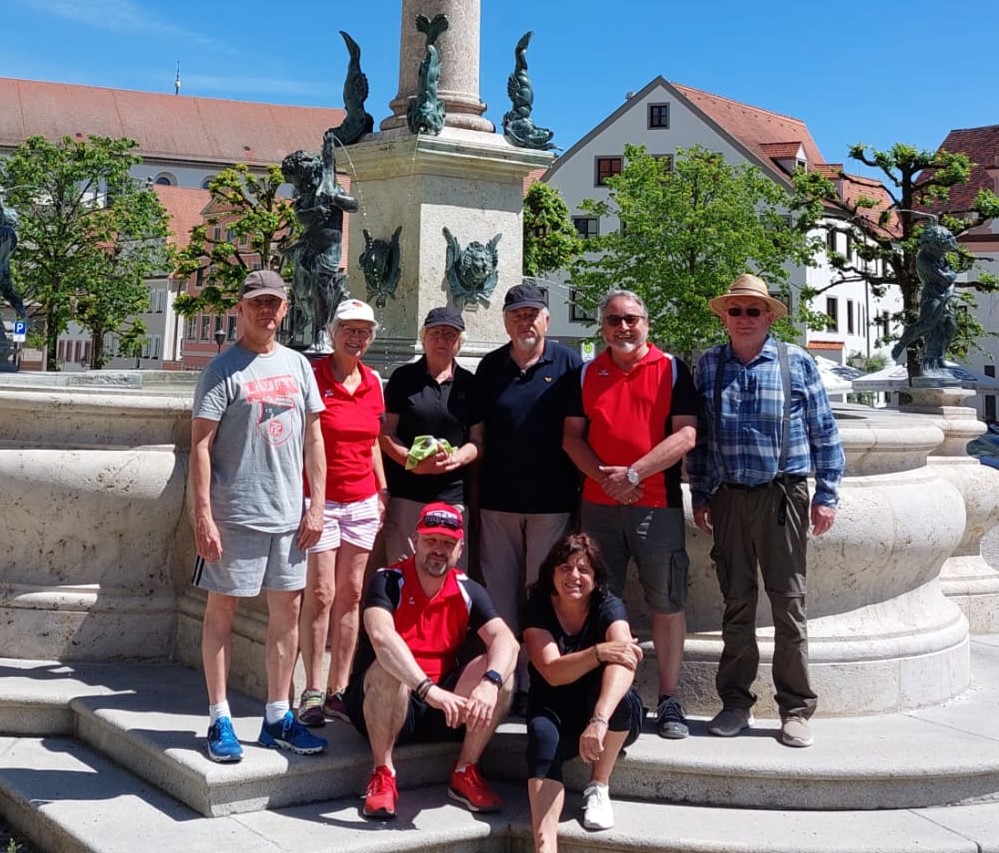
[{"left": 526, "top": 686, "right": 643, "bottom": 782}]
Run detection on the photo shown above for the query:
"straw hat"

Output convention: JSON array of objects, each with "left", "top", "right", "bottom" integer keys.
[{"left": 708, "top": 274, "right": 787, "bottom": 319}]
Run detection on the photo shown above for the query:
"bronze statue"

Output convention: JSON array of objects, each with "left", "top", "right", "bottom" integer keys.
[
  {"left": 503, "top": 32, "right": 555, "bottom": 150},
  {"left": 891, "top": 223, "right": 959, "bottom": 375},
  {"left": 0, "top": 198, "right": 27, "bottom": 347},
  {"left": 280, "top": 132, "right": 359, "bottom": 350},
  {"left": 443, "top": 226, "right": 501, "bottom": 307},
  {"left": 407, "top": 14, "right": 449, "bottom": 136},
  {"left": 328, "top": 31, "right": 374, "bottom": 147},
  {"left": 359, "top": 226, "right": 402, "bottom": 308}
]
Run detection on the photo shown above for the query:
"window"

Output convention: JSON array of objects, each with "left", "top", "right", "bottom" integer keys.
[
  {"left": 153, "top": 172, "right": 177, "bottom": 186},
  {"left": 201, "top": 175, "right": 215, "bottom": 189},
  {"left": 846, "top": 232, "right": 854, "bottom": 261},
  {"left": 212, "top": 225, "right": 222, "bottom": 241},
  {"left": 569, "top": 287, "right": 597, "bottom": 323},
  {"left": 195, "top": 267, "right": 205, "bottom": 289},
  {"left": 595, "top": 157, "right": 623, "bottom": 186},
  {"left": 226, "top": 228, "right": 236, "bottom": 243},
  {"left": 200, "top": 315, "right": 212, "bottom": 341},
  {"left": 826, "top": 230, "right": 837, "bottom": 253},
  {"left": 149, "top": 335, "right": 162, "bottom": 359},
  {"left": 847, "top": 299, "right": 855, "bottom": 334},
  {"left": 572, "top": 217, "right": 599, "bottom": 240},
  {"left": 185, "top": 316, "right": 197, "bottom": 340},
  {"left": 648, "top": 103, "right": 670, "bottom": 129},
  {"left": 227, "top": 315, "right": 238, "bottom": 341},
  {"left": 826, "top": 297, "right": 839, "bottom": 332},
  {"left": 653, "top": 154, "right": 674, "bottom": 172}
]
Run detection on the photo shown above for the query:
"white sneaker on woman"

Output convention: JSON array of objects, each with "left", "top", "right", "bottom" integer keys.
[{"left": 582, "top": 782, "right": 614, "bottom": 830}]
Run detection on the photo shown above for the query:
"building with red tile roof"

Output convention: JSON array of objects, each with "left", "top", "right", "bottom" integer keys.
[{"left": 543, "top": 76, "right": 901, "bottom": 369}]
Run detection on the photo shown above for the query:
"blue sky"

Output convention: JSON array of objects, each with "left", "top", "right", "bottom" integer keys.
[{"left": 4, "top": 0, "right": 997, "bottom": 176}]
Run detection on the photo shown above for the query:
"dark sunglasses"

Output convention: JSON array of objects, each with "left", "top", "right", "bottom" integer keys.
[
  {"left": 726, "top": 307, "right": 764, "bottom": 318},
  {"left": 420, "top": 512, "right": 461, "bottom": 531},
  {"left": 604, "top": 314, "right": 645, "bottom": 327}
]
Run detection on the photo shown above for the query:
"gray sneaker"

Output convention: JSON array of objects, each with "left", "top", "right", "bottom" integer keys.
[
  {"left": 781, "top": 715, "right": 814, "bottom": 748},
  {"left": 707, "top": 707, "right": 754, "bottom": 737},
  {"left": 655, "top": 695, "right": 689, "bottom": 739}
]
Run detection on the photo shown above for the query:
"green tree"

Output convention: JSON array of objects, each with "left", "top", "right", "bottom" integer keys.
[
  {"left": 173, "top": 164, "right": 297, "bottom": 320},
  {"left": 792, "top": 143, "right": 999, "bottom": 372},
  {"left": 522, "top": 181, "right": 581, "bottom": 278},
  {"left": 0, "top": 135, "right": 170, "bottom": 370},
  {"left": 115, "top": 319, "right": 148, "bottom": 369},
  {"left": 570, "top": 145, "right": 821, "bottom": 358}
]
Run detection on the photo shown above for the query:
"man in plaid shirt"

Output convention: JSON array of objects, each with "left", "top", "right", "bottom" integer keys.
[{"left": 686, "top": 274, "right": 844, "bottom": 749}]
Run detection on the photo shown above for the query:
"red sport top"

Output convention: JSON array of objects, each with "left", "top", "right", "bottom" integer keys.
[
  {"left": 575, "top": 344, "right": 695, "bottom": 508},
  {"left": 358, "top": 556, "right": 498, "bottom": 683},
  {"left": 308, "top": 357, "right": 385, "bottom": 504}
]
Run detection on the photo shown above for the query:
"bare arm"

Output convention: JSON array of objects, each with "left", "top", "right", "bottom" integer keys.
[
  {"left": 599, "top": 415, "right": 697, "bottom": 494},
  {"left": 379, "top": 412, "right": 409, "bottom": 467},
  {"left": 458, "top": 616, "right": 520, "bottom": 732},
  {"left": 364, "top": 605, "right": 431, "bottom": 691},
  {"left": 190, "top": 417, "right": 222, "bottom": 562},
  {"left": 298, "top": 411, "right": 325, "bottom": 550},
  {"left": 524, "top": 620, "right": 642, "bottom": 688},
  {"left": 563, "top": 416, "right": 642, "bottom": 504},
  {"left": 580, "top": 620, "right": 640, "bottom": 762}
]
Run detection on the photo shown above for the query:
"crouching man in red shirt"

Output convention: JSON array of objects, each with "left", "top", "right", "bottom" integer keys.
[{"left": 343, "top": 502, "right": 518, "bottom": 819}]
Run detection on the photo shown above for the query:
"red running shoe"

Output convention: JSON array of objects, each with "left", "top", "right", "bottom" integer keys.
[
  {"left": 362, "top": 765, "right": 398, "bottom": 819},
  {"left": 447, "top": 762, "right": 502, "bottom": 812}
]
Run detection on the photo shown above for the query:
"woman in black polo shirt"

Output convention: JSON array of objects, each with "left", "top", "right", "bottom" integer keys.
[{"left": 379, "top": 307, "right": 482, "bottom": 569}]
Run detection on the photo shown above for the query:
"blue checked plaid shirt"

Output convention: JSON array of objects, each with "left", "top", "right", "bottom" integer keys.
[{"left": 686, "top": 336, "right": 844, "bottom": 508}]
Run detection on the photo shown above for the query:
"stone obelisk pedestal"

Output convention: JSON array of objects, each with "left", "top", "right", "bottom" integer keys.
[{"left": 342, "top": 0, "right": 553, "bottom": 369}]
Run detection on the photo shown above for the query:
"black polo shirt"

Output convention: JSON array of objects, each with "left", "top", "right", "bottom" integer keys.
[
  {"left": 384, "top": 356, "right": 475, "bottom": 504},
  {"left": 473, "top": 339, "right": 582, "bottom": 513}
]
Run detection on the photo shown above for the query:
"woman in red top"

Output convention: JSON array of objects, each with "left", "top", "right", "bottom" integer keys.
[{"left": 298, "top": 299, "right": 387, "bottom": 726}]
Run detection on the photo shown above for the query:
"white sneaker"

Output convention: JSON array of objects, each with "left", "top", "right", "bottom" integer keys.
[{"left": 582, "top": 782, "right": 614, "bottom": 830}]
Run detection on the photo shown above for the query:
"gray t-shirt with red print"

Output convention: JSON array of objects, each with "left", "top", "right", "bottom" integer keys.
[{"left": 193, "top": 342, "right": 324, "bottom": 532}]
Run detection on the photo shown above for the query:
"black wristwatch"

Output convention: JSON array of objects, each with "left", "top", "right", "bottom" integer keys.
[{"left": 482, "top": 669, "right": 503, "bottom": 688}]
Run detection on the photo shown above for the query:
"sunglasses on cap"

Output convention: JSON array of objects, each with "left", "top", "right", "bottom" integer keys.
[
  {"left": 726, "top": 307, "right": 764, "bottom": 318},
  {"left": 420, "top": 512, "right": 462, "bottom": 531},
  {"left": 604, "top": 313, "right": 645, "bottom": 327}
]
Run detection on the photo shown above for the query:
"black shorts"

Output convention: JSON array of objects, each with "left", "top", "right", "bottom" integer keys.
[{"left": 344, "top": 665, "right": 465, "bottom": 745}]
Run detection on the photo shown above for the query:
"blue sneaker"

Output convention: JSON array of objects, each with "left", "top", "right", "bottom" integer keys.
[
  {"left": 258, "top": 710, "right": 327, "bottom": 755},
  {"left": 206, "top": 716, "right": 243, "bottom": 763}
]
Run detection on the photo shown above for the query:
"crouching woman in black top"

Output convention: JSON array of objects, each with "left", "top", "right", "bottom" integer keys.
[{"left": 523, "top": 533, "right": 644, "bottom": 849}]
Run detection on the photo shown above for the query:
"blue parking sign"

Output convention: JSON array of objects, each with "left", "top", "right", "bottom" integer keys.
[{"left": 11, "top": 320, "right": 27, "bottom": 343}]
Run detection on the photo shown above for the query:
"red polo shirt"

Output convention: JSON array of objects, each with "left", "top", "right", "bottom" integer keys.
[
  {"left": 361, "top": 557, "right": 498, "bottom": 682},
  {"left": 575, "top": 344, "right": 696, "bottom": 508},
  {"left": 308, "top": 357, "right": 385, "bottom": 503}
]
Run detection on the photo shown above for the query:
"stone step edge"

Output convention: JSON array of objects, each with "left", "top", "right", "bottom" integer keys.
[{"left": 3, "top": 735, "right": 998, "bottom": 853}]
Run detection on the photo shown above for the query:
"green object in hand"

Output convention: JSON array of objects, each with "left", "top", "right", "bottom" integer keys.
[{"left": 406, "top": 435, "right": 456, "bottom": 470}]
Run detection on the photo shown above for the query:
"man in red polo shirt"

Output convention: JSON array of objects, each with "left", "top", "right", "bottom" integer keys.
[
  {"left": 344, "top": 502, "right": 518, "bottom": 820},
  {"left": 564, "top": 289, "right": 698, "bottom": 741}
]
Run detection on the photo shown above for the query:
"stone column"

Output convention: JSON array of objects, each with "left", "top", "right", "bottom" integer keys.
[{"left": 381, "top": 0, "right": 494, "bottom": 133}]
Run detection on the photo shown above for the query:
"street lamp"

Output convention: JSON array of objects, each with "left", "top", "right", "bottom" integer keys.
[{"left": 214, "top": 326, "right": 226, "bottom": 355}]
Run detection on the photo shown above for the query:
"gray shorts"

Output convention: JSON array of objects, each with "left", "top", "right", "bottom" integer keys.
[
  {"left": 581, "top": 502, "right": 689, "bottom": 614},
  {"left": 191, "top": 523, "right": 307, "bottom": 597}
]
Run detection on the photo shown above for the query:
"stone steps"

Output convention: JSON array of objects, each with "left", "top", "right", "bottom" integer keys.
[{"left": 1, "top": 637, "right": 999, "bottom": 851}]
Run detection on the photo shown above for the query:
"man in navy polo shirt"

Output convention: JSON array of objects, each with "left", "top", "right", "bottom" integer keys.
[
  {"left": 344, "top": 502, "right": 518, "bottom": 820},
  {"left": 473, "top": 283, "right": 582, "bottom": 704}
]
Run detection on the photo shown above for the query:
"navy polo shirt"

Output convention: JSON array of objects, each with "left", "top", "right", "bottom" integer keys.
[
  {"left": 384, "top": 357, "right": 475, "bottom": 504},
  {"left": 473, "top": 339, "right": 582, "bottom": 513}
]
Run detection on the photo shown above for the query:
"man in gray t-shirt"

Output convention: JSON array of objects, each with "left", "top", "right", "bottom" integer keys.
[{"left": 189, "top": 270, "right": 328, "bottom": 763}]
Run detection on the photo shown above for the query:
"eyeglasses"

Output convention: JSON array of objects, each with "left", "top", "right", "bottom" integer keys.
[
  {"left": 420, "top": 512, "right": 462, "bottom": 531},
  {"left": 426, "top": 327, "right": 460, "bottom": 342},
  {"left": 726, "top": 307, "right": 764, "bottom": 318},
  {"left": 604, "top": 314, "right": 645, "bottom": 327},
  {"left": 339, "top": 326, "right": 373, "bottom": 339}
]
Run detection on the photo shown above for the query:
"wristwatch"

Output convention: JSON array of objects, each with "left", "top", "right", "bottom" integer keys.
[
  {"left": 626, "top": 466, "right": 640, "bottom": 486},
  {"left": 482, "top": 669, "right": 503, "bottom": 688}
]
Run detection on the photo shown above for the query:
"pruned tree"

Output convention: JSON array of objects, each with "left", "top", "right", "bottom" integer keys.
[
  {"left": 792, "top": 143, "right": 999, "bottom": 371},
  {"left": 570, "top": 144, "right": 821, "bottom": 359},
  {"left": 173, "top": 164, "right": 297, "bottom": 320},
  {"left": 522, "top": 181, "right": 581, "bottom": 278},
  {"left": 0, "top": 134, "right": 170, "bottom": 369}
]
